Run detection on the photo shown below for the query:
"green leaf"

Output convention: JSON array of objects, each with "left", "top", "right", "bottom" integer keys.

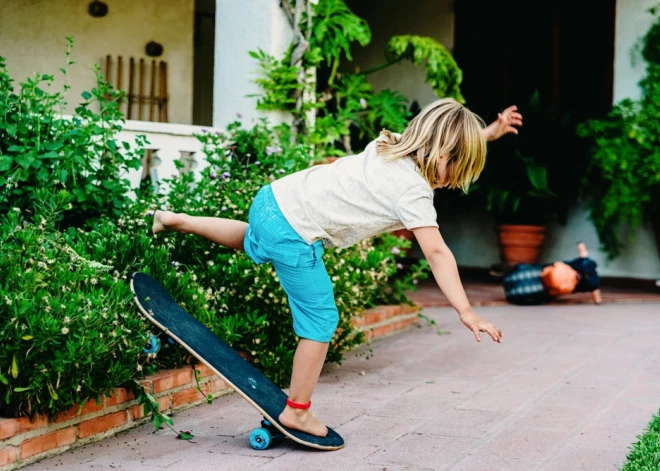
[
  {"left": 0, "top": 156, "right": 12, "bottom": 172},
  {"left": 7, "top": 145, "right": 22, "bottom": 152},
  {"left": 82, "top": 91, "right": 92, "bottom": 100},
  {"left": 37, "top": 167, "right": 49, "bottom": 182},
  {"left": 177, "top": 431, "right": 195, "bottom": 440},
  {"left": 14, "top": 387, "right": 31, "bottom": 392},
  {"left": 526, "top": 165, "right": 549, "bottom": 191},
  {"left": 11, "top": 356, "right": 18, "bottom": 378},
  {"left": 22, "top": 335, "right": 33, "bottom": 341},
  {"left": 41, "top": 150, "right": 59, "bottom": 159},
  {"left": 48, "top": 383, "right": 59, "bottom": 400},
  {"left": 0, "top": 372, "right": 8, "bottom": 385},
  {"left": 15, "top": 154, "right": 33, "bottom": 170}
]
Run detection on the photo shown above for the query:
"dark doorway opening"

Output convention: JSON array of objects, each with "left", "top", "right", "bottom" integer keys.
[
  {"left": 193, "top": 0, "right": 215, "bottom": 126},
  {"left": 453, "top": 0, "right": 616, "bottom": 123}
]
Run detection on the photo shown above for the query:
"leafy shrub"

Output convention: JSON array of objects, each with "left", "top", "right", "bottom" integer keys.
[
  {"left": 0, "top": 38, "right": 145, "bottom": 229},
  {"left": 0, "top": 191, "right": 146, "bottom": 418},
  {"left": 576, "top": 7, "right": 660, "bottom": 259},
  {"left": 0, "top": 119, "right": 429, "bottom": 418}
]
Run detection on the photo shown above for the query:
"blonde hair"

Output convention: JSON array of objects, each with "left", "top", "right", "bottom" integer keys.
[{"left": 376, "top": 98, "right": 487, "bottom": 192}]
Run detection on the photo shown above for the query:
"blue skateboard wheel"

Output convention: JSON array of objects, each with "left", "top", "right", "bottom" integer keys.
[
  {"left": 249, "top": 428, "right": 272, "bottom": 450},
  {"left": 143, "top": 335, "right": 161, "bottom": 354}
]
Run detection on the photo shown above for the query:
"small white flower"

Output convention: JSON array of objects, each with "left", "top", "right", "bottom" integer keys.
[
  {"left": 63, "top": 316, "right": 71, "bottom": 324},
  {"left": 61, "top": 327, "right": 69, "bottom": 334}
]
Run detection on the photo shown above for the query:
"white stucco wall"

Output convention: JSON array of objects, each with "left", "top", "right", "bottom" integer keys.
[
  {"left": 213, "top": 0, "right": 293, "bottom": 129},
  {"left": 0, "top": 0, "right": 194, "bottom": 124}
]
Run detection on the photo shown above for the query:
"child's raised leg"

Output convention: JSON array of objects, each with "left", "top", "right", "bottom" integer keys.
[
  {"left": 152, "top": 210, "right": 247, "bottom": 250},
  {"left": 279, "top": 339, "right": 329, "bottom": 437}
]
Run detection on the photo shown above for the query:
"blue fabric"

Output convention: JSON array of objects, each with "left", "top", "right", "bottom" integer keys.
[
  {"left": 503, "top": 263, "right": 551, "bottom": 305},
  {"left": 244, "top": 185, "right": 339, "bottom": 342}
]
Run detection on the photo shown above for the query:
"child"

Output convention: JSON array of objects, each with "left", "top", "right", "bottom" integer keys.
[
  {"left": 503, "top": 242, "right": 602, "bottom": 305},
  {"left": 151, "top": 98, "right": 521, "bottom": 438}
]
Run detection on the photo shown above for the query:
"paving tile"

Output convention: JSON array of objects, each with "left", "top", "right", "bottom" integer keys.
[
  {"left": 336, "top": 415, "right": 429, "bottom": 447},
  {"left": 416, "top": 408, "right": 508, "bottom": 439},
  {"left": 258, "top": 445, "right": 380, "bottom": 470},
  {"left": 475, "top": 426, "right": 570, "bottom": 462},
  {"left": 540, "top": 446, "right": 628, "bottom": 471},
  {"left": 449, "top": 454, "right": 541, "bottom": 471},
  {"left": 366, "top": 433, "right": 480, "bottom": 470},
  {"left": 569, "top": 418, "right": 651, "bottom": 451},
  {"left": 513, "top": 403, "right": 596, "bottom": 430}
]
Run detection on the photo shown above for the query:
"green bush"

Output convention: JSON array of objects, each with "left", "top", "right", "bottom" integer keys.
[
  {"left": 0, "top": 118, "right": 429, "bottom": 419},
  {"left": 576, "top": 8, "right": 660, "bottom": 260},
  {"left": 0, "top": 38, "right": 145, "bottom": 229},
  {"left": 0, "top": 191, "right": 144, "bottom": 418}
]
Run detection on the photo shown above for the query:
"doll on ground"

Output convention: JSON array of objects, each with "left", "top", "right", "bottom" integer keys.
[{"left": 503, "top": 242, "right": 602, "bottom": 305}]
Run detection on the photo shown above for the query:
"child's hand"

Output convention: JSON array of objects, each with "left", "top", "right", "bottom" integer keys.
[
  {"left": 459, "top": 309, "right": 503, "bottom": 343},
  {"left": 483, "top": 105, "right": 523, "bottom": 141}
]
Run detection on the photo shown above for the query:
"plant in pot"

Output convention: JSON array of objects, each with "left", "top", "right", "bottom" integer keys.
[
  {"left": 575, "top": 7, "right": 660, "bottom": 274},
  {"left": 476, "top": 90, "right": 584, "bottom": 272}
]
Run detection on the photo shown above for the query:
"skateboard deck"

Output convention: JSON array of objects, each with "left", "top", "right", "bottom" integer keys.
[{"left": 130, "top": 272, "right": 344, "bottom": 451}]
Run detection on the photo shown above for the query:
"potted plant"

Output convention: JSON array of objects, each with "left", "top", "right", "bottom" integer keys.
[{"left": 476, "top": 90, "right": 585, "bottom": 268}]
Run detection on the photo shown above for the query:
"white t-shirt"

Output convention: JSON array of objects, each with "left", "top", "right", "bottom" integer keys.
[{"left": 270, "top": 134, "right": 438, "bottom": 248}]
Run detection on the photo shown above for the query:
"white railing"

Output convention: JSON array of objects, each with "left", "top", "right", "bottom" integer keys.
[{"left": 118, "top": 120, "right": 213, "bottom": 193}]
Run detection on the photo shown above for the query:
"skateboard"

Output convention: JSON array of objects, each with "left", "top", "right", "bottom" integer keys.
[{"left": 130, "top": 272, "right": 344, "bottom": 451}]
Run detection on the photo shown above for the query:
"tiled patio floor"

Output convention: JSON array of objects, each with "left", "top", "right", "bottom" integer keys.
[{"left": 23, "top": 299, "right": 660, "bottom": 471}]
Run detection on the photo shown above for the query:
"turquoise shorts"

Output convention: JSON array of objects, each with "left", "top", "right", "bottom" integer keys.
[{"left": 243, "top": 185, "right": 339, "bottom": 342}]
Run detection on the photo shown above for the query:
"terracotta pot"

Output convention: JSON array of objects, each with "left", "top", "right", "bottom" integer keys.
[{"left": 497, "top": 224, "right": 548, "bottom": 264}]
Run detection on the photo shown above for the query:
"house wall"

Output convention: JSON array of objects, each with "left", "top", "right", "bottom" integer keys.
[
  {"left": 0, "top": 0, "right": 194, "bottom": 124},
  {"left": 212, "top": 0, "right": 294, "bottom": 129},
  {"left": 344, "top": 0, "right": 660, "bottom": 279}
]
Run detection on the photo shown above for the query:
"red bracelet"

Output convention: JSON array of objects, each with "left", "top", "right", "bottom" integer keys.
[{"left": 286, "top": 398, "right": 311, "bottom": 410}]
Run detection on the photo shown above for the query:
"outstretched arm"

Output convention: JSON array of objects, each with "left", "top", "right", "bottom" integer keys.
[
  {"left": 482, "top": 105, "right": 523, "bottom": 142},
  {"left": 412, "top": 226, "right": 503, "bottom": 343}
]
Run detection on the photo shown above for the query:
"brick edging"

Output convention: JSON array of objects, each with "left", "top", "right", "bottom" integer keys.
[
  {"left": 0, "top": 365, "right": 231, "bottom": 471},
  {"left": 0, "top": 303, "right": 421, "bottom": 470}
]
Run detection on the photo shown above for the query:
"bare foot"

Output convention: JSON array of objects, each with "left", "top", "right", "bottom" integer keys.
[
  {"left": 151, "top": 210, "right": 185, "bottom": 235},
  {"left": 279, "top": 406, "right": 328, "bottom": 437}
]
